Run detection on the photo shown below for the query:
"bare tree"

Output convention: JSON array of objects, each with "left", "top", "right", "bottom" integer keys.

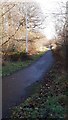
[
  {"left": 53, "top": 1, "right": 66, "bottom": 42},
  {"left": 18, "top": 2, "right": 45, "bottom": 53},
  {"left": 1, "top": 2, "right": 45, "bottom": 53}
]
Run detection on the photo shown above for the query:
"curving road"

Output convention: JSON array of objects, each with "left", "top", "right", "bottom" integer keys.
[{"left": 2, "top": 50, "right": 55, "bottom": 118}]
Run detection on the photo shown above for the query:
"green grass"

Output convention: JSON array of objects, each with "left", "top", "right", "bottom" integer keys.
[
  {"left": 2, "top": 61, "right": 32, "bottom": 76},
  {"left": 2, "top": 51, "right": 47, "bottom": 77}
]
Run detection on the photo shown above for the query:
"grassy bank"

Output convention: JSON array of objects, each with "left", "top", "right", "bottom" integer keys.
[
  {"left": 10, "top": 55, "right": 67, "bottom": 119},
  {"left": 2, "top": 51, "right": 47, "bottom": 77}
]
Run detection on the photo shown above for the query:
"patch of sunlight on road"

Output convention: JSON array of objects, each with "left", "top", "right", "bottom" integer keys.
[
  {"left": 38, "top": 46, "right": 50, "bottom": 52},
  {"left": 45, "top": 47, "right": 50, "bottom": 51},
  {"left": 41, "top": 47, "right": 50, "bottom": 52}
]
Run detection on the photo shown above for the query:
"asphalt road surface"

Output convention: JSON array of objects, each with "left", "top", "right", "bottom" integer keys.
[{"left": 2, "top": 50, "right": 55, "bottom": 118}]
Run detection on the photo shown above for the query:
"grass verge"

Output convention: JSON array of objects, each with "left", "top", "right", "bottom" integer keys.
[{"left": 2, "top": 51, "right": 47, "bottom": 77}]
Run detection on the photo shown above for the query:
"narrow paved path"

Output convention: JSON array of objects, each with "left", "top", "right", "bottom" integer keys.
[{"left": 2, "top": 50, "right": 55, "bottom": 118}]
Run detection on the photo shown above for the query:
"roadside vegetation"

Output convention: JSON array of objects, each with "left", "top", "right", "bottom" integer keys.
[
  {"left": 2, "top": 49, "right": 48, "bottom": 77},
  {"left": 1, "top": 1, "right": 67, "bottom": 119},
  {"left": 10, "top": 45, "right": 67, "bottom": 119}
]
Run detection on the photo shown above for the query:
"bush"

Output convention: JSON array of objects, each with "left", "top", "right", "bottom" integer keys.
[
  {"left": 10, "top": 53, "right": 20, "bottom": 61},
  {"left": 20, "top": 52, "right": 32, "bottom": 61},
  {"left": 7, "top": 51, "right": 32, "bottom": 62}
]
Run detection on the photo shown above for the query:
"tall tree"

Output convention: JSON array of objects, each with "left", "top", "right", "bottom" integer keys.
[
  {"left": 18, "top": 2, "right": 45, "bottom": 53},
  {"left": 1, "top": 2, "right": 45, "bottom": 53},
  {"left": 53, "top": 1, "right": 66, "bottom": 41}
]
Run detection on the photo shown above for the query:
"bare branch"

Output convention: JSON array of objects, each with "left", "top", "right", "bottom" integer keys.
[{"left": 1, "top": 4, "right": 16, "bottom": 17}]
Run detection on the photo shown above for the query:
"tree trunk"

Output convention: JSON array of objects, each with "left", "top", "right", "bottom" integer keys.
[{"left": 25, "top": 9, "right": 28, "bottom": 54}]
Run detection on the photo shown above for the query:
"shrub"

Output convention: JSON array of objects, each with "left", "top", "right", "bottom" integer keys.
[
  {"left": 8, "top": 51, "right": 32, "bottom": 62},
  {"left": 10, "top": 53, "right": 20, "bottom": 61}
]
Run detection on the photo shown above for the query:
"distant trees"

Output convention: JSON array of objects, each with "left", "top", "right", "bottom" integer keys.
[
  {"left": 65, "top": 1, "right": 68, "bottom": 44},
  {"left": 55, "top": 1, "right": 68, "bottom": 47},
  {"left": 50, "top": 1, "right": 68, "bottom": 62},
  {"left": 53, "top": 1, "right": 66, "bottom": 42},
  {"left": 1, "top": 2, "right": 45, "bottom": 53}
]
